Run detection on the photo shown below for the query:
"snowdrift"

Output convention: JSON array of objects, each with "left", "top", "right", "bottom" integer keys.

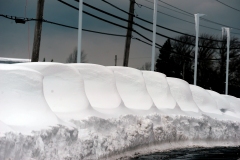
[
  {"left": 0, "top": 65, "right": 63, "bottom": 134},
  {"left": 0, "top": 63, "right": 240, "bottom": 160}
]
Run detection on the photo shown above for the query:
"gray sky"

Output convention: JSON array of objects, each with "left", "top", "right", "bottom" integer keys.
[{"left": 0, "top": 0, "right": 240, "bottom": 68}]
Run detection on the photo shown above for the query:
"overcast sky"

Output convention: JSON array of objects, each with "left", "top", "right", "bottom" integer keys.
[{"left": 0, "top": 0, "right": 240, "bottom": 68}]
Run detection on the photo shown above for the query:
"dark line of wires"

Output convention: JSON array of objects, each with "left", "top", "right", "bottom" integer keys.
[
  {"left": 79, "top": 1, "right": 240, "bottom": 49},
  {"left": 137, "top": 0, "right": 240, "bottom": 36},
  {"left": 158, "top": 0, "right": 240, "bottom": 32},
  {"left": 0, "top": 14, "right": 126, "bottom": 37},
  {"left": 103, "top": 0, "right": 226, "bottom": 43},
  {"left": 215, "top": 0, "right": 240, "bottom": 13},
  {"left": 1, "top": 2, "right": 239, "bottom": 60}
]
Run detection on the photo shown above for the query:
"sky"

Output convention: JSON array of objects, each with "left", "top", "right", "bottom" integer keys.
[{"left": 0, "top": 0, "right": 240, "bottom": 68}]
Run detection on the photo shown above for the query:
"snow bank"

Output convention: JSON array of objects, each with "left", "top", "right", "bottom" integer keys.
[
  {"left": 223, "top": 95, "right": 240, "bottom": 118},
  {"left": 167, "top": 78, "right": 199, "bottom": 113},
  {"left": 1, "top": 63, "right": 240, "bottom": 159},
  {"left": 70, "top": 64, "right": 121, "bottom": 109},
  {"left": 1, "top": 114, "right": 239, "bottom": 160},
  {"left": 0, "top": 65, "right": 62, "bottom": 134},
  {"left": 109, "top": 67, "right": 153, "bottom": 110},
  {"left": 14, "top": 63, "right": 101, "bottom": 121},
  {"left": 207, "top": 90, "right": 240, "bottom": 121},
  {"left": 15, "top": 63, "right": 90, "bottom": 112},
  {"left": 0, "top": 121, "right": 14, "bottom": 137},
  {"left": 190, "top": 85, "right": 221, "bottom": 114},
  {"left": 142, "top": 71, "right": 176, "bottom": 109}
]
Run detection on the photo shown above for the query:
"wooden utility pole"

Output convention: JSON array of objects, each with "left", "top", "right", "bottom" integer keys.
[
  {"left": 31, "top": 0, "right": 45, "bottom": 62},
  {"left": 115, "top": 55, "right": 117, "bottom": 66},
  {"left": 123, "top": 0, "right": 135, "bottom": 67}
]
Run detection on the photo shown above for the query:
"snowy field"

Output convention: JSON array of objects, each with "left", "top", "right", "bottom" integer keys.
[{"left": 0, "top": 63, "right": 240, "bottom": 160}]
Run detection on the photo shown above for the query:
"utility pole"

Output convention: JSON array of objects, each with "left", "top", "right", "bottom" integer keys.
[
  {"left": 115, "top": 55, "right": 117, "bottom": 66},
  {"left": 194, "top": 13, "right": 204, "bottom": 85},
  {"left": 77, "top": 0, "right": 83, "bottom": 63},
  {"left": 151, "top": 0, "right": 157, "bottom": 71},
  {"left": 31, "top": 0, "right": 45, "bottom": 62},
  {"left": 123, "top": 0, "right": 135, "bottom": 67}
]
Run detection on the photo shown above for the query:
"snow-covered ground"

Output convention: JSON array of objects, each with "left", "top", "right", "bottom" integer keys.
[{"left": 0, "top": 63, "right": 240, "bottom": 160}]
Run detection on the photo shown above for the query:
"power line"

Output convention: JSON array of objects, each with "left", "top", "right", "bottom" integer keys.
[
  {"left": 1, "top": 14, "right": 239, "bottom": 61},
  {"left": 138, "top": 3, "right": 223, "bottom": 32},
  {"left": 64, "top": 1, "right": 240, "bottom": 49},
  {"left": 103, "top": 0, "right": 224, "bottom": 42},
  {"left": 0, "top": 14, "right": 126, "bottom": 37},
  {"left": 216, "top": 0, "right": 240, "bottom": 13},
  {"left": 158, "top": 0, "right": 240, "bottom": 32},
  {"left": 138, "top": 2, "right": 240, "bottom": 36},
  {"left": 142, "top": 0, "right": 192, "bottom": 17}
]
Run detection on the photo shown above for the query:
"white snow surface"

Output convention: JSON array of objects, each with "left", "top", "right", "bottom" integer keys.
[
  {"left": 167, "top": 78, "right": 199, "bottom": 113},
  {"left": 207, "top": 90, "right": 239, "bottom": 120},
  {"left": 190, "top": 85, "right": 221, "bottom": 114},
  {"left": 109, "top": 66, "right": 153, "bottom": 110},
  {"left": 15, "top": 63, "right": 90, "bottom": 112},
  {"left": 223, "top": 95, "right": 240, "bottom": 118},
  {"left": 0, "top": 64, "right": 72, "bottom": 134},
  {"left": 142, "top": 71, "right": 176, "bottom": 109},
  {"left": 70, "top": 64, "right": 121, "bottom": 109},
  {"left": 0, "top": 63, "right": 240, "bottom": 160}
]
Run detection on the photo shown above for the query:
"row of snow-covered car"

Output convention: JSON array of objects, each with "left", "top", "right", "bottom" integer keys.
[{"left": 0, "top": 63, "right": 240, "bottom": 135}]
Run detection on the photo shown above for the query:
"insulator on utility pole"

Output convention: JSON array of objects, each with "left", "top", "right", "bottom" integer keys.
[
  {"left": 31, "top": 0, "right": 45, "bottom": 62},
  {"left": 123, "top": 0, "right": 135, "bottom": 67}
]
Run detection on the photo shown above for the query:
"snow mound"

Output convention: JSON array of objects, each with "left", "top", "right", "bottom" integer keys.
[
  {"left": 0, "top": 65, "right": 62, "bottom": 134},
  {"left": 207, "top": 90, "right": 240, "bottom": 121},
  {"left": 70, "top": 64, "right": 121, "bottom": 109},
  {"left": 0, "top": 121, "right": 14, "bottom": 137},
  {"left": 223, "top": 95, "right": 240, "bottom": 118},
  {"left": 167, "top": 78, "right": 199, "bottom": 113},
  {"left": 190, "top": 85, "right": 221, "bottom": 114},
  {"left": 15, "top": 63, "right": 90, "bottom": 112},
  {"left": 1, "top": 63, "right": 240, "bottom": 159},
  {"left": 1, "top": 114, "right": 239, "bottom": 160},
  {"left": 109, "top": 67, "right": 153, "bottom": 110},
  {"left": 142, "top": 71, "right": 176, "bottom": 109}
]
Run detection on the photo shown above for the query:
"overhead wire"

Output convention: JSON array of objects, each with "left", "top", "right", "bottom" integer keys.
[
  {"left": 78, "top": 1, "right": 240, "bottom": 49},
  {"left": 2, "top": 1, "right": 240, "bottom": 60},
  {"left": 143, "top": 0, "right": 192, "bottom": 17},
  {"left": 215, "top": 0, "right": 240, "bottom": 13},
  {"left": 102, "top": 0, "right": 225, "bottom": 42},
  {"left": 138, "top": 1, "right": 240, "bottom": 36},
  {"left": 0, "top": 14, "right": 126, "bottom": 37},
  {"left": 158, "top": 0, "right": 240, "bottom": 32}
]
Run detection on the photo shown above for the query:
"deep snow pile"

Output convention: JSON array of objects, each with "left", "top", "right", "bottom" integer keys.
[
  {"left": 0, "top": 63, "right": 240, "bottom": 160},
  {"left": 1, "top": 114, "right": 239, "bottom": 160}
]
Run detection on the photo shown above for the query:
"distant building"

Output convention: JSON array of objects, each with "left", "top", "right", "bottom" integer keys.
[{"left": 0, "top": 57, "right": 30, "bottom": 64}]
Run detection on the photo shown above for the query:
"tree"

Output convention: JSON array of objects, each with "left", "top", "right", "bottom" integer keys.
[
  {"left": 197, "top": 34, "right": 217, "bottom": 89},
  {"left": 214, "top": 36, "right": 240, "bottom": 95},
  {"left": 66, "top": 48, "right": 87, "bottom": 63},
  {"left": 155, "top": 39, "right": 176, "bottom": 77},
  {"left": 171, "top": 35, "right": 195, "bottom": 81},
  {"left": 156, "top": 34, "right": 240, "bottom": 97}
]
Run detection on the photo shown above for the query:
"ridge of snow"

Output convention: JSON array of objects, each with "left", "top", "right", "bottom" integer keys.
[
  {"left": 0, "top": 63, "right": 240, "bottom": 159},
  {"left": 70, "top": 64, "right": 122, "bottom": 109},
  {"left": 167, "top": 77, "right": 199, "bottom": 113},
  {"left": 142, "top": 71, "right": 176, "bottom": 109},
  {"left": 109, "top": 66, "right": 153, "bottom": 110}
]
